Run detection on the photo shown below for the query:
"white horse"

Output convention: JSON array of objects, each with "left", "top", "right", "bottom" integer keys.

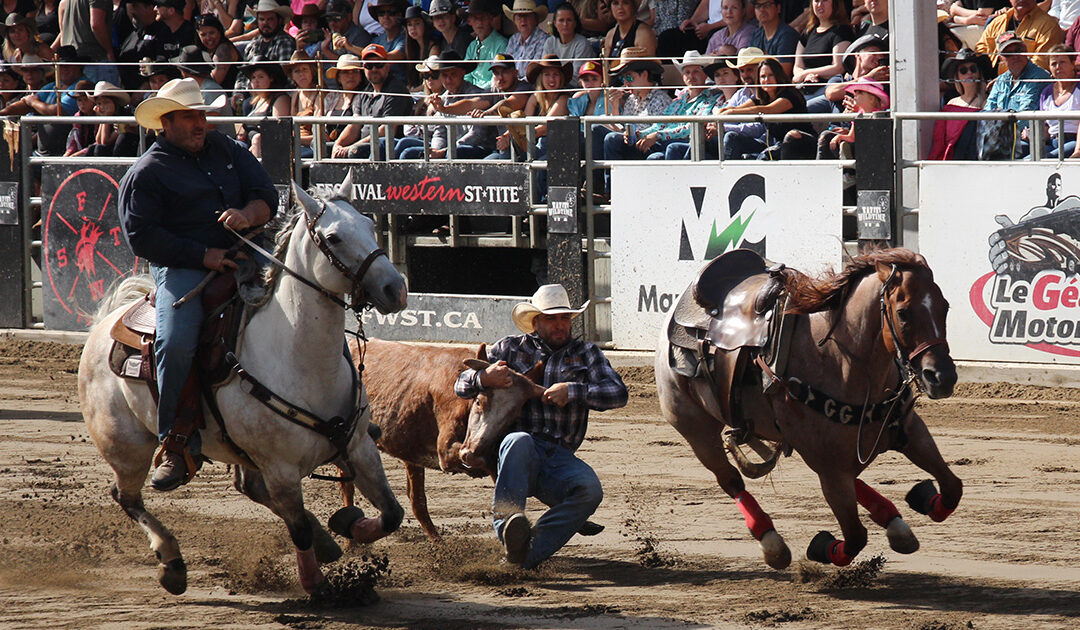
[{"left": 79, "top": 180, "right": 408, "bottom": 595}]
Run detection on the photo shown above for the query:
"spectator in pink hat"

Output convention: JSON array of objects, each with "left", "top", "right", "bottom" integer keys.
[{"left": 824, "top": 77, "right": 888, "bottom": 158}]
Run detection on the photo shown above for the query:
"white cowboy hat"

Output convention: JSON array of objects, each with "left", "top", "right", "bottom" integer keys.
[
  {"left": 511, "top": 284, "right": 590, "bottom": 333},
  {"left": 326, "top": 53, "right": 364, "bottom": 79},
  {"left": 674, "top": 50, "right": 707, "bottom": 72},
  {"left": 503, "top": 0, "right": 547, "bottom": 22},
  {"left": 92, "top": 80, "right": 130, "bottom": 107},
  {"left": 253, "top": 0, "right": 293, "bottom": 19},
  {"left": 134, "top": 77, "right": 226, "bottom": 130}
]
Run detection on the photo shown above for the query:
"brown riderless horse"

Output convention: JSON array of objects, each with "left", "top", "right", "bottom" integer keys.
[{"left": 655, "top": 248, "right": 961, "bottom": 569}]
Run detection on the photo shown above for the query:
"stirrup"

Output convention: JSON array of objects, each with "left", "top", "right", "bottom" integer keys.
[
  {"left": 723, "top": 427, "right": 749, "bottom": 446},
  {"left": 153, "top": 433, "right": 201, "bottom": 486}
]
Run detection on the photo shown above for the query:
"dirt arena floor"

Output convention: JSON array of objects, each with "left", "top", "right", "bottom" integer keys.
[{"left": 1, "top": 338, "right": 1078, "bottom": 629}]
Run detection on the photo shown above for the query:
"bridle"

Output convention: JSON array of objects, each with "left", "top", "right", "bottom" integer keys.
[
  {"left": 878, "top": 264, "right": 950, "bottom": 386},
  {"left": 229, "top": 199, "right": 388, "bottom": 312}
]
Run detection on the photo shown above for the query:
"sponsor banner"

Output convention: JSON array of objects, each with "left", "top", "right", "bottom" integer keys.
[
  {"left": 0, "top": 181, "right": 16, "bottom": 225},
  {"left": 309, "top": 162, "right": 530, "bottom": 215},
  {"left": 921, "top": 164, "right": 1080, "bottom": 363},
  {"left": 41, "top": 164, "right": 141, "bottom": 330},
  {"left": 351, "top": 293, "right": 524, "bottom": 343},
  {"left": 610, "top": 164, "right": 843, "bottom": 350}
]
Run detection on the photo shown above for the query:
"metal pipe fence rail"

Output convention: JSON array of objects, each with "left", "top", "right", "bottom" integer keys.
[{"left": 12, "top": 111, "right": 869, "bottom": 338}]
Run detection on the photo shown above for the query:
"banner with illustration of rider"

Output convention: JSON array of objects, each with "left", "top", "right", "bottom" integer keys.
[
  {"left": 610, "top": 164, "right": 843, "bottom": 350},
  {"left": 921, "top": 165, "right": 1080, "bottom": 364}
]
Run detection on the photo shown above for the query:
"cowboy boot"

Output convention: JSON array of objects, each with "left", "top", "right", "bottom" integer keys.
[{"left": 150, "top": 448, "right": 189, "bottom": 492}]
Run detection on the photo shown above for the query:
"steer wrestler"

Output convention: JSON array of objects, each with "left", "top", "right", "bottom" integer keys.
[{"left": 455, "top": 284, "right": 628, "bottom": 568}]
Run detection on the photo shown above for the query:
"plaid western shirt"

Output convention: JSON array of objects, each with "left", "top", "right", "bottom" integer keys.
[
  {"left": 234, "top": 29, "right": 297, "bottom": 93},
  {"left": 455, "top": 333, "right": 628, "bottom": 452}
]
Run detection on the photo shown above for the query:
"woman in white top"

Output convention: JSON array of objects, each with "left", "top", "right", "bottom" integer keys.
[
  {"left": 542, "top": 3, "right": 594, "bottom": 84},
  {"left": 1034, "top": 44, "right": 1080, "bottom": 159}
]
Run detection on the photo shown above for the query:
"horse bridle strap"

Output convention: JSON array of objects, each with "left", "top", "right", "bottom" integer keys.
[
  {"left": 227, "top": 225, "right": 350, "bottom": 310},
  {"left": 879, "top": 265, "right": 949, "bottom": 369},
  {"left": 224, "top": 349, "right": 365, "bottom": 483},
  {"left": 306, "top": 202, "right": 388, "bottom": 303}
]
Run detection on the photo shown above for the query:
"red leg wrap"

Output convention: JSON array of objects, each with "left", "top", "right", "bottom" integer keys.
[
  {"left": 928, "top": 494, "right": 954, "bottom": 523},
  {"left": 735, "top": 491, "right": 775, "bottom": 540},
  {"left": 828, "top": 540, "right": 855, "bottom": 567},
  {"left": 854, "top": 479, "right": 901, "bottom": 528}
]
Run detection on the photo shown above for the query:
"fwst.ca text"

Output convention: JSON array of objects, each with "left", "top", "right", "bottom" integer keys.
[
  {"left": 361, "top": 309, "right": 482, "bottom": 329},
  {"left": 638, "top": 285, "right": 681, "bottom": 312}
]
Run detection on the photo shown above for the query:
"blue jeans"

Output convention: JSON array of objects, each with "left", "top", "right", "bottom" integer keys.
[
  {"left": 397, "top": 137, "right": 490, "bottom": 159},
  {"left": 348, "top": 138, "right": 388, "bottom": 159},
  {"left": 723, "top": 131, "right": 767, "bottom": 160},
  {"left": 395, "top": 136, "right": 423, "bottom": 158},
  {"left": 150, "top": 265, "right": 205, "bottom": 454},
  {"left": 85, "top": 63, "right": 121, "bottom": 87},
  {"left": 492, "top": 432, "right": 603, "bottom": 569}
]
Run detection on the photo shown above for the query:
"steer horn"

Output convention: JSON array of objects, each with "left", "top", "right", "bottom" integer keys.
[{"left": 723, "top": 433, "right": 781, "bottom": 479}]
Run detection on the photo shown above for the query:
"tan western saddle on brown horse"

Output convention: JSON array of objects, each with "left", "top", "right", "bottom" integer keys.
[{"left": 666, "top": 249, "right": 795, "bottom": 447}]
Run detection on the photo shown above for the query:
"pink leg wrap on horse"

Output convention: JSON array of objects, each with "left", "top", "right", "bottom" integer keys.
[
  {"left": 735, "top": 491, "right": 774, "bottom": 540},
  {"left": 828, "top": 540, "right": 855, "bottom": 567},
  {"left": 854, "top": 479, "right": 901, "bottom": 528},
  {"left": 928, "top": 494, "right": 955, "bottom": 522}
]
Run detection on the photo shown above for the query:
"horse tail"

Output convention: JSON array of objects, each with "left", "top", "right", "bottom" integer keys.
[{"left": 92, "top": 274, "right": 154, "bottom": 326}]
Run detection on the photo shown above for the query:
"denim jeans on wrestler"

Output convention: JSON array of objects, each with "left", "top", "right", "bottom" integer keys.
[
  {"left": 492, "top": 432, "right": 603, "bottom": 570},
  {"left": 150, "top": 264, "right": 204, "bottom": 455}
]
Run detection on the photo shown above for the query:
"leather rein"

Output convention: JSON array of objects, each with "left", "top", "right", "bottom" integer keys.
[{"left": 221, "top": 200, "right": 388, "bottom": 482}]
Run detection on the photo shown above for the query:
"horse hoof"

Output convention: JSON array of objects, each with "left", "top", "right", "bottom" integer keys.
[
  {"left": 886, "top": 517, "right": 920, "bottom": 554},
  {"left": 806, "top": 530, "right": 836, "bottom": 564},
  {"left": 905, "top": 479, "right": 938, "bottom": 515},
  {"left": 760, "top": 530, "right": 791, "bottom": 570},
  {"left": 328, "top": 506, "right": 365, "bottom": 540},
  {"left": 157, "top": 558, "right": 187, "bottom": 595}
]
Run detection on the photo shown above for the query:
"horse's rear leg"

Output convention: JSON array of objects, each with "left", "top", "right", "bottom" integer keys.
[
  {"left": 808, "top": 473, "right": 866, "bottom": 567},
  {"left": 900, "top": 412, "right": 962, "bottom": 523},
  {"left": 854, "top": 479, "right": 919, "bottom": 554},
  {"left": 105, "top": 445, "right": 188, "bottom": 594},
  {"left": 405, "top": 463, "right": 440, "bottom": 540},
  {"left": 328, "top": 424, "right": 404, "bottom": 544}
]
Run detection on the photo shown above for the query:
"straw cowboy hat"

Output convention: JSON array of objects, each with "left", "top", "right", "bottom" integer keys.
[
  {"left": 134, "top": 77, "right": 227, "bottom": 130},
  {"left": 254, "top": 0, "right": 292, "bottom": 19},
  {"left": 92, "top": 81, "right": 130, "bottom": 107},
  {"left": 511, "top": 284, "right": 589, "bottom": 334},
  {"left": 326, "top": 53, "right": 364, "bottom": 78},
  {"left": 673, "top": 50, "right": 708, "bottom": 72},
  {"left": 609, "top": 46, "right": 661, "bottom": 75},
  {"left": 526, "top": 54, "right": 571, "bottom": 85},
  {"left": 415, "top": 54, "right": 439, "bottom": 74},
  {"left": 504, "top": 0, "right": 547, "bottom": 22}
]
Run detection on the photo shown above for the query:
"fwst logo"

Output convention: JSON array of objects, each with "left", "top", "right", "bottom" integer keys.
[{"left": 679, "top": 174, "right": 766, "bottom": 261}]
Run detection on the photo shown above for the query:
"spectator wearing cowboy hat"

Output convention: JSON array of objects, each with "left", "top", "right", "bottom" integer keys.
[
  {"left": 73, "top": 80, "right": 139, "bottom": 157},
  {"left": 235, "top": 55, "right": 291, "bottom": 157},
  {"left": 404, "top": 5, "right": 440, "bottom": 89},
  {"left": 368, "top": 0, "right": 408, "bottom": 82},
  {"left": 467, "top": 53, "right": 534, "bottom": 160},
  {"left": 636, "top": 50, "right": 720, "bottom": 160},
  {"left": 601, "top": 46, "right": 671, "bottom": 165},
  {"left": 235, "top": 0, "right": 297, "bottom": 96},
  {"left": 397, "top": 50, "right": 495, "bottom": 159},
  {"left": 0, "top": 44, "right": 87, "bottom": 155},
  {"left": 464, "top": 0, "right": 508, "bottom": 90},
  {"left": 715, "top": 55, "right": 817, "bottom": 160},
  {"left": 977, "top": 0, "right": 1063, "bottom": 73},
  {"left": 820, "top": 77, "right": 889, "bottom": 159},
  {"left": 429, "top": 0, "right": 471, "bottom": 59},
  {"left": 504, "top": 0, "right": 551, "bottom": 78},
  {"left": 689, "top": 50, "right": 762, "bottom": 160},
  {"left": 56, "top": 0, "right": 120, "bottom": 86},
  {"left": 292, "top": 3, "right": 328, "bottom": 58},
  {"left": 153, "top": 0, "right": 197, "bottom": 60},
  {"left": 2, "top": 13, "right": 54, "bottom": 64},
  {"left": 320, "top": 0, "right": 372, "bottom": 61},
  {"left": 332, "top": 43, "right": 413, "bottom": 159},
  {"left": 455, "top": 283, "right": 627, "bottom": 570},
  {"left": 119, "top": 77, "right": 276, "bottom": 491},
  {"left": 174, "top": 45, "right": 228, "bottom": 112},
  {"left": 929, "top": 48, "right": 993, "bottom": 160},
  {"left": 12, "top": 52, "right": 46, "bottom": 92},
  {"left": 521, "top": 54, "right": 571, "bottom": 150},
  {"left": 140, "top": 57, "right": 183, "bottom": 92},
  {"left": 323, "top": 53, "right": 366, "bottom": 143},
  {"left": 983, "top": 31, "right": 1051, "bottom": 133}
]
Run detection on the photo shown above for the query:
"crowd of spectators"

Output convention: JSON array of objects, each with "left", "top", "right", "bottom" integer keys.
[{"left": 2, "top": 0, "right": 1078, "bottom": 170}]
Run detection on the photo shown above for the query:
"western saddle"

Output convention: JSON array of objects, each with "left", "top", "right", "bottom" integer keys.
[{"left": 666, "top": 249, "right": 795, "bottom": 436}]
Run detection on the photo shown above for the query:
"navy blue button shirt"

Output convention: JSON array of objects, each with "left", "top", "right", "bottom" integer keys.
[{"left": 119, "top": 131, "right": 278, "bottom": 269}]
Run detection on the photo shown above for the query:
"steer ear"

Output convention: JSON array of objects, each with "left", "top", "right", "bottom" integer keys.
[
  {"left": 477, "top": 343, "right": 488, "bottom": 362},
  {"left": 464, "top": 359, "right": 490, "bottom": 372}
]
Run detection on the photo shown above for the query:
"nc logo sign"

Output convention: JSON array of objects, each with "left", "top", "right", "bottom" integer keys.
[{"left": 678, "top": 174, "right": 767, "bottom": 261}]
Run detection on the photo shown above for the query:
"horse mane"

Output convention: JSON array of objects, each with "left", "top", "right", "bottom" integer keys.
[
  {"left": 254, "top": 203, "right": 306, "bottom": 302},
  {"left": 783, "top": 248, "right": 929, "bottom": 315}
]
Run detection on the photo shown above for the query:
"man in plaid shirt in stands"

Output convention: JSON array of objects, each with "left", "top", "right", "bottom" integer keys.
[{"left": 455, "top": 284, "right": 628, "bottom": 569}]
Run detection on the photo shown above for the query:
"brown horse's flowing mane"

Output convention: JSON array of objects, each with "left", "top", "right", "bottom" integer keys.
[{"left": 782, "top": 248, "right": 929, "bottom": 315}]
